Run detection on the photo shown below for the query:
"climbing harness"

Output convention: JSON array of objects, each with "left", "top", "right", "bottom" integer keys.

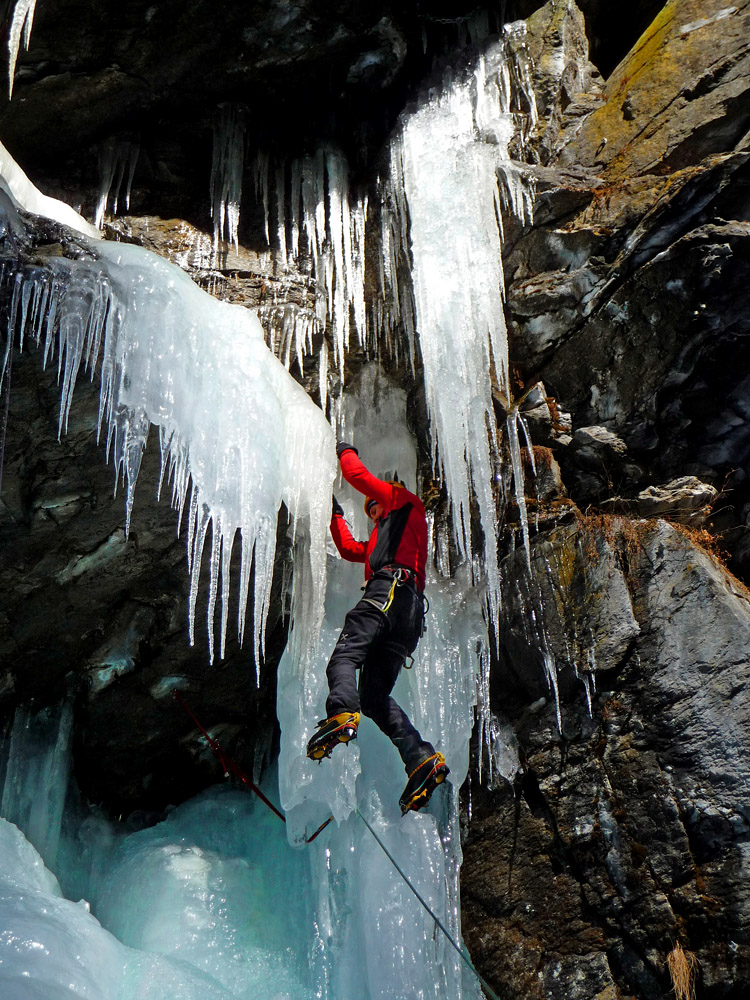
[
  {"left": 355, "top": 807, "right": 502, "bottom": 1000},
  {"left": 173, "top": 691, "right": 333, "bottom": 844},
  {"left": 363, "top": 566, "right": 419, "bottom": 614}
]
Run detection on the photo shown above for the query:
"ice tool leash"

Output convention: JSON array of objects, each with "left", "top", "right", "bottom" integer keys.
[
  {"left": 355, "top": 807, "right": 502, "bottom": 1000},
  {"left": 173, "top": 691, "right": 333, "bottom": 844}
]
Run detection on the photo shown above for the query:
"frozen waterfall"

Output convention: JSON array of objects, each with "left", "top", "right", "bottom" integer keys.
[
  {"left": 0, "top": 370, "right": 487, "bottom": 1000},
  {"left": 0, "top": 18, "right": 542, "bottom": 1000}
]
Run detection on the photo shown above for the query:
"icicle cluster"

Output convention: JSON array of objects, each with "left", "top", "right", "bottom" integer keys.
[
  {"left": 95, "top": 139, "right": 140, "bottom": 230},
  {"left": 253, "top": 148, "right": 367, "bottom": 377},
  {"left": 7, "top": 0, "right": 37, "bottom": 99},
  {"left": 210, "top": 103, "right": 247, "bottom": 252},
  {"left": 257, "top": 303, "right": 322, "bottom": 376},
  {"left": 378, "top": 25, "right": 537, "bottom": 636},
  {"left": 1, "top": 146, "right": 335, "bottom": 669},
  {"left": 3, "top": 246, "right": 334, "bottom": 666}
]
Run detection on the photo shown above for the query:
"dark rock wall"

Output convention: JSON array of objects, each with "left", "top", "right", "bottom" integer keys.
[
  {"left": 1, "top": 1, "right": 750, "bottom": 998},
  {"left": 465, "top": 2, "right": 750, "bottom": 996},
  {"left": 465, "top": 519, "right": 750, "bottom": 999}
]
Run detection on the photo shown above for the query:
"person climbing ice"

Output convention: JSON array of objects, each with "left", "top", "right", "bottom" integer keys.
[{"left": 306, "top": 441, "right": 449, "bottom": 813}]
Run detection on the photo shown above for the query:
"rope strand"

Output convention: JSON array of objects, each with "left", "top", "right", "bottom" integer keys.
[
  {"left": 355, "top": 807, "right": 501, "bottom": 1000},
  {"left": 173, "top": 691, "right": 332, "bottom": 842}
]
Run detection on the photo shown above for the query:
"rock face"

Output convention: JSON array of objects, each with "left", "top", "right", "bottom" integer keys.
[
  {"left": 2, "top": 1, "right": 750, "bottom": 998},
  {"left": 0, "top": 1, "right": 681, "bottom": 226},
  {"left": 506, "top": 0, "right": 750, "bottom": 577},
  {"left": 456, "top": 2, "right": 750, "bottom": 995},
  {"left": 463, "top": 520, "right": 750, "bottom": 999}
]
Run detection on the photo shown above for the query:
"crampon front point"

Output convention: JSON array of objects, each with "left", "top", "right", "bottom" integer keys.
[
  {"left": 306, "top": 711, "right": 361, "bottom": 761},
  {"left": 399, "top": 752, "right": 449, "bottom": 813}
]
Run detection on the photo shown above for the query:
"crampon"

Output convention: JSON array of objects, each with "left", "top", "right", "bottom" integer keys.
[
  {"left": 306, "top": 711, "right": 361, "bottom": 761},
  {"left": 399, "top": 752, "right": 449, "bottom": 813}
]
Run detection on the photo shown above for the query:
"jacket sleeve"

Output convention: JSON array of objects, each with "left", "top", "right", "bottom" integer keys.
[
  {"left": 338, "top": 448, "right": 402, "bottom": 511},
  {"left": 330, "top": 512, "right": 367, "bottom": 562}
]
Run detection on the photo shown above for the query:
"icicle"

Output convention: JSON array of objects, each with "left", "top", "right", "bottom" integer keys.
[
  {"left": 258, "top": 303, "right": 320, "bottom": 374},
  {"left": 275, "top": 160, "right": 287, "bottom": 267},
  {"left": 314, "top": 345, "right": 326, "bottom": 424},
  {"left": 210, "top": 103, "right": 246, "bottom": 253},
  {"left": 259, "top": 147, "right": 367, "bottom": 384},
  {"left": 253, "top": 149, "right": 271, "bottom": 245},
  {"left": 7, "top": 0, "right": 37, "bottom": 99},
  {"left": 506, "top": 408, "right": 533, "bottom": 571},
  {"left": 95, "top": 139, "right": 140, "bottom": 229}
]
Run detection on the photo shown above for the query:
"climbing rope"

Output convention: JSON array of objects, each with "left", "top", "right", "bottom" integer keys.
[
  {"left": 173, "top": 691, "right": 332, "bottom": 844},
  {"left": 175, "top": 693, "right": 498, "bottom": 995},
  {"left": 355, "top": 807, "right": 501, "bottom": 1000}
]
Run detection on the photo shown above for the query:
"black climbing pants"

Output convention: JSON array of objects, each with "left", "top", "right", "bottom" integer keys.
[{"left": 325, "top": 570, "right": 434, "bottom": 773}]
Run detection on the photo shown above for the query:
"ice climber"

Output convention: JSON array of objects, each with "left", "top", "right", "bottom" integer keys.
[{"left": 306, "top": 441, "right": 449, "bottom": 813}]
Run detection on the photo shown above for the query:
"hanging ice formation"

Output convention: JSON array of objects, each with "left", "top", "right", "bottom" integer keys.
[
  {"left": 0, "top": 18, "right": 548, "bottom": 1000},
  {"left": 253, "top": 147, "right": 367, "bottom": 378},
  {"left": 376, "top": 23, "right": 538, "bottom": 633},
  {"left": 211, "top": 103, "right": 247, "bottom": 252},
  {"left": 7, "top": 0, "right": 37, "bottom": 99},
  {"left": 0, "top": 142, "right": 335, "bottom": 668},
  {"left": 95, "top": 139, "right": 140, "bottom": 230}
]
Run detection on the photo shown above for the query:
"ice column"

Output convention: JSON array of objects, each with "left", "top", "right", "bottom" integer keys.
[
  {"left": 385, "top": 27, "right": 537, "bottom": 628},
  {"left": 95, "top": 139, "right": 140, "bottom": 229},
  {"left": 210, "top": 103, "right": 247, "bottom": 252},
  {"left": 277, "top": 365, "right": 484, "bottom": 999},
  {"left": 7, "top": 0, "right": 37, "bottom": 98},
  {"left": 0, "top": 703, "right": 73, "bottom": 871}
]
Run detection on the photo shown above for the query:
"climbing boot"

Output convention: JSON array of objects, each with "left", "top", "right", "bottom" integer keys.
[
  {"left": 399, "top": 752, "right": 449, "bottom": 814},
  {"left": 306, "top": 711, "right": 361, "bottom": 761}
]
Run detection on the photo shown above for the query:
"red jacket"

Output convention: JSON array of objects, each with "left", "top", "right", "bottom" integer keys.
[{"left": 330, "top": 448, "right": 427, "bottom": 591}]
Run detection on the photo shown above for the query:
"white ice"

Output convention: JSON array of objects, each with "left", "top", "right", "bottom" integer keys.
[
  {"left": 381, "top": 26, "right": 537, "bottom": 637},
  {"left": 7, "top": 0, "right": 37, "bottom": 99},
  {"left": 1, "top": 141, "right": 335, "bottom": 667}
]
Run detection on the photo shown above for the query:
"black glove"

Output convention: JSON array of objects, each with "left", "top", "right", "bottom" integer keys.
[
  {"left": 336, "top": 440, "right": 358, "bottom": 459},
  {"left": 331, "top": 495, "right": 344, "bottom": 518}
]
